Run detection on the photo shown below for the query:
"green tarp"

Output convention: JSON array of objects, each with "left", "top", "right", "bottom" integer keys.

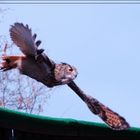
[{"left": 0, "top": 107, "right": 140, "bottom": 139}]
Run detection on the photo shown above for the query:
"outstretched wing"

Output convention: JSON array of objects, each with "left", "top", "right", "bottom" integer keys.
[
  {"left": 85, "top": 95, "right": 129, "bottom": 130},
  {"left": 10, "top": 23, "right": 41, "bottom": 56},
  {"left": 68, "top": 81, "right": 130, "bottom": 130}
]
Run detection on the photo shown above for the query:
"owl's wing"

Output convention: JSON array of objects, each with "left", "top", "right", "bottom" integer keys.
[
  {"left": 10, "top": 23, "right": 41, "bottom": 56},
  {"left": 10, "top": 23, "right": 55, "bottom": 69},
  {"left": 68, "top": 81, "right": 130, "bottom": 130}
]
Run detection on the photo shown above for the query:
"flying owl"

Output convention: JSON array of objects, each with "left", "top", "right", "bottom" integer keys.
[{"left": 0, "top": 23, "right": 130, "bottom": 130}]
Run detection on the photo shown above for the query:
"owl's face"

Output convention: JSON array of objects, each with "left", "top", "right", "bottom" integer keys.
[{"left": 54, "top": 63, "right": 78, "bottom": 84}]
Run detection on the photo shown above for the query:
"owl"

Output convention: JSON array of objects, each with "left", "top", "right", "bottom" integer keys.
[
  {"left": 0, "top": 23, "right": 130, "bottom": 130},
  {"left": 0, "top": 23, "right": 78, "bottom": 87}
]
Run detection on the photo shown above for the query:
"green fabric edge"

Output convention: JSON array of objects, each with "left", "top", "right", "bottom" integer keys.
[{"left": 0, "top": 107, "right": 140, "bottom": 137}]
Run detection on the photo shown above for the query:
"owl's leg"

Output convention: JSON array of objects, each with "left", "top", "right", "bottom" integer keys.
[
  {"left": 0, "top": 57, "right": 15, "bottom": 71},
  {"left": 0, "top": 62, "right": 13, "bottom": 71},
  {"left": 0, "top": 55, "right": 23, "bottom": 71}
]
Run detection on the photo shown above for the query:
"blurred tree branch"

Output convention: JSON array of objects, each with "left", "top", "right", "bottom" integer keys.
[
  {"left": 0, "top": 41, "right": 51, "bottom": 114},
  {"left": 0, "top": 8, "right": 51, "bottom": 114}
]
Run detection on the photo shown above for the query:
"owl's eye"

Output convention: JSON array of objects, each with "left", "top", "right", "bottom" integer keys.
[{"left": 68, "top": 68, "right": 73, "bottom": 72}]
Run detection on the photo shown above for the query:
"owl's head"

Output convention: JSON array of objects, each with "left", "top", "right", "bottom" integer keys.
[{"left": 54, "top": 63, "right": 78, "bottom": 85}]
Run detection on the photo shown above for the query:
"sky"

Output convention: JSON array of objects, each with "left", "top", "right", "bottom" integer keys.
[{"left": 0, "top": 3, "right": 140, "bottom": 128}]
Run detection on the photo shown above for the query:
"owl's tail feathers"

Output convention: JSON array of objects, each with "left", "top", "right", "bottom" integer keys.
[
  {"left": 0, "top": 55, "right": 24, "bottom": 71},
  {"left": 68, "top": 81, "right": 130, "bottom": 130}
]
